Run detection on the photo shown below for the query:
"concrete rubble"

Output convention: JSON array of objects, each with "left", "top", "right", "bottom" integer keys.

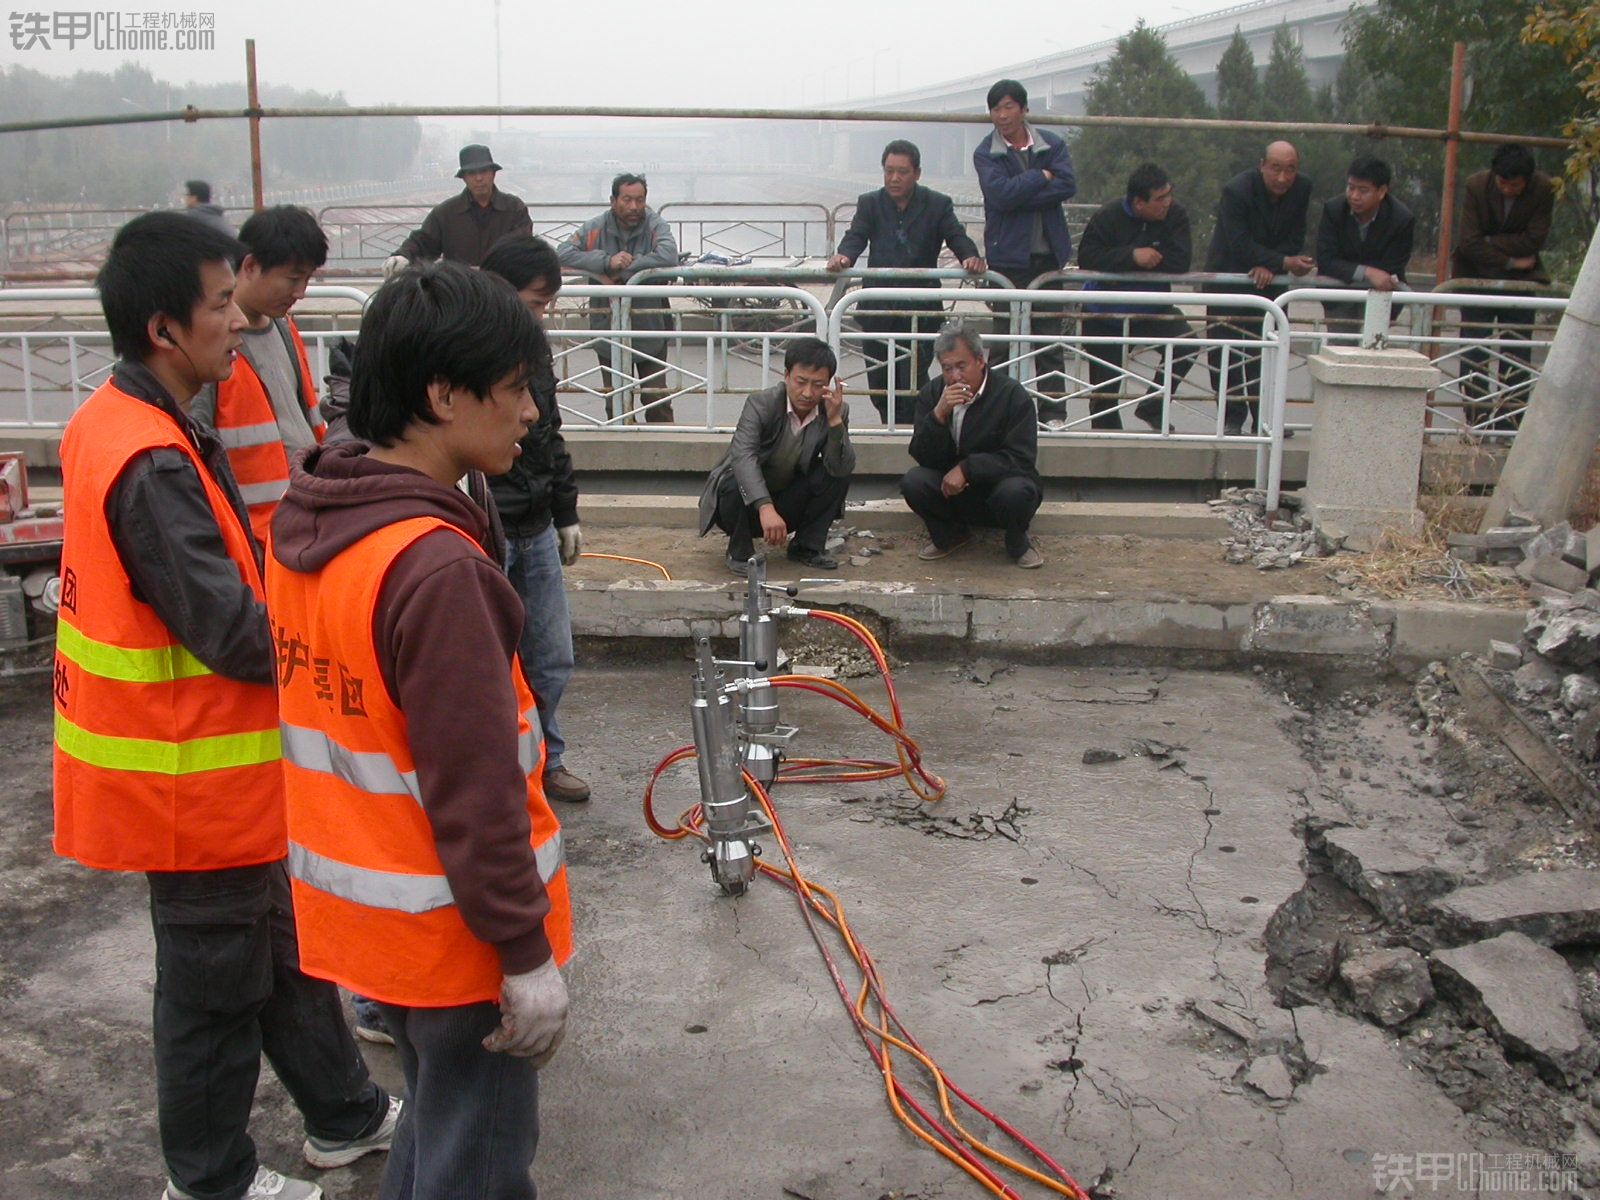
[
  {"left": 1211, "top": 486, "right": 1351, "bottom": 570},
  {"left": 1338, "top": 947, "right": 1435, "bottom": 1027},
  {"left": 1429, "top": 932, "right": 1595, "bottom": 1087}
]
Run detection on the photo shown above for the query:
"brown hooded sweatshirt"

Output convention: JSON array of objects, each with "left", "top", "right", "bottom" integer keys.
[{"left": 271, "top": 440, "right": 552, "bottom": 974}]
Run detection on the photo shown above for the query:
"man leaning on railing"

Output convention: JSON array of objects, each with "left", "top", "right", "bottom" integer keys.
[
  {"left": 1076, "top": 162, "right": 1204, "bottom": 433},
  {"left": 827, "top": 138, "right": 985, "bottom": 425}
]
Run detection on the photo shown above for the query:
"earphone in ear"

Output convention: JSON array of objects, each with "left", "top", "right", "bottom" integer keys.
[{"left": 158, "top": 327, "right": 173, "bottom": 345}]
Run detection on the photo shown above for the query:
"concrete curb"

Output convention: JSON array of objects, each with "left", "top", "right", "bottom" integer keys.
[
  {"left": 580, "top": 494, "right": 1232, "bottom": 539},
  {"left": 569, "top": 578, "right": 1527, "bottom": 664}
]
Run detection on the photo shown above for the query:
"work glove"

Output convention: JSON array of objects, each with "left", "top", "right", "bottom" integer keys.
[
  {"left": 382, "top": 254, "right": 409, "bottom": 279},
  {"left": 557, "top": 523, "right": 583, "bottom": 566},
  {"left": 482, "top": 958, "right": 568, "bottom": 1066}
]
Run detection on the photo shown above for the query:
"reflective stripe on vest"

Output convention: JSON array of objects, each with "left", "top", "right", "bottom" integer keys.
[
  {"left": 238, "top": 479, "right": 290, "bottom": 506},
  {"left": 288, "top": 831, "right": 565, "bottom": 915},
  {"left": 280, "top": 705, "right": 542, "bottom": 800},
  {"left": 216, "top": 420, "right": 281, "bottom": 449},
  {"left": 55, "top": 710, "right": 281, "bottom": 775},
  {"left": 55, "top": 619, "right": 213, "bottom": 683}
]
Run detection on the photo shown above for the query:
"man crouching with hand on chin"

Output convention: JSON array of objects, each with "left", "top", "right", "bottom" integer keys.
[{"left": 266, "top": 260, "right": 573, "bottom": 1200}]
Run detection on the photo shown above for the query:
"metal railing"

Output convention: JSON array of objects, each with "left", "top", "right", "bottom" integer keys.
[
  {"left": 0, "top": 286, "right": 368, "bottom": 429},
  {"left": 831, "top": 287, "right": 1294, "bottom": 505},
  {"left": 1276, "top": 286, "right": 1567, "bottom": 438},
  {"left": 0, "top": 274, "right": 1571, "bottom": 507}
]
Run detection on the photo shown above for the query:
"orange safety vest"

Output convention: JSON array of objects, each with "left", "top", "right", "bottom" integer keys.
[
  {"left": 53, "top": 381, "right": 285, "bottom": 872},
  {"left": 268, "top": 515, "right": 573, "bottom": 1007},
  {"left": 212, "top": 317, "right": 325, "bottom": 544}
]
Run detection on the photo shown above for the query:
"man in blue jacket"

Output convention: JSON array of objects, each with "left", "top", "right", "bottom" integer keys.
[{"left": 973, "top": 79, "right": 1076, "bottom": 417}]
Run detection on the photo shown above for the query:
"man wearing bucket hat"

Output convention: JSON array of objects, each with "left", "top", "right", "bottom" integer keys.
[{"left": 386, "top": 145, "right": 532, "bottom": 273}]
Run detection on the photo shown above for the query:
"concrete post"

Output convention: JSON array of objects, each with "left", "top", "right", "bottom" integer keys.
[
  {"left": 1304, "top": 346, "right": 1441, "bottom": 551},
  {"left": 1479, "top": 230, "right": 1600, "bottom": 530}
]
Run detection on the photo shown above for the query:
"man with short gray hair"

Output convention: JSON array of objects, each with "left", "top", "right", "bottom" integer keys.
[{"left": 900, "top": 320, "right": 1043, "bottom": 568}]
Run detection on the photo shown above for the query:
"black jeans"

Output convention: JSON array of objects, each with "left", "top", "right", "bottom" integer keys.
[
  {"left": 857, "top": 303, "right": 940, "bottom": 425},
  {"left": 1081, "top": 310, "right": 1204, "bottom": 430},
  {"left": 148, "top": 860, "right": 387, "bottom": 1200},
  {"left": 376, "top": 1001, "right": 540, "bottom": 1200},
  {"left": 899, "top": 465, "right": 1042, "bottom": 559},
  {"left": 714, "top": 457, "right": 850, "bottom": 564},
  {"left": 1206, "top": 295, "right": 1279, "bottom": 432},
  {"left": 987, "top": 255, "right": 1068, "bottom": 394}
]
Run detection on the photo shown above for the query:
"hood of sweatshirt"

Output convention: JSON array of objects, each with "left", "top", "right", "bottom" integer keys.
[{"left": 271, "top": 440, "right": 492, "bottom": 573}]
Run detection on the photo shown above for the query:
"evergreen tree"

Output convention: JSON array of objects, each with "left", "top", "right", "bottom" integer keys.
[
  {"left": 1261, "top": 23, "right": 1315, "bottom": 122},
  {"left": 1072, "top": 21, "right": 1219, "bottom": 242},
  {"left": 1214, "top": 28, "right": 1262, "bottom": 176}
]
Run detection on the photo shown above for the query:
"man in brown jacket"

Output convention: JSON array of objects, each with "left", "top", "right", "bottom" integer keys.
[
  {"left": 1451, "top": 143, "right": 1555, "bottom": 430},
  {"left": 385, "top": 145, "right": 532, "bottom": 272}
]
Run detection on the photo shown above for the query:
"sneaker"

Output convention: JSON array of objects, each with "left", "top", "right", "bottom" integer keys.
[
  {"left": 786, "top": 546, "right": 839, "bottom": 570},
  {"left": 351, "top": 996, "right": 393, "bottom": 1046},
  {"left": 543, "top": 766, "right": 592, "bottom": 804},
  {"left": 726, "top": 555, "right": 749, "bottom": 578},
  {"left": 917, "top": 535, "right": 973, "bottom": 562},
  {"left": 165, "top": 1167, "right": 323, "bottom": 1200},
  {"left": 1014, "top": 544, "right": 1044, "bottom": 569},
  {"left": 303, "top": 1094, "right": 402, "bottom": 1170}
]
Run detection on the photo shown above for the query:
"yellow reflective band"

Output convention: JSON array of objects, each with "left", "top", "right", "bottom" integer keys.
[
  {"left": 54, "top": 711, "right": 281, "bottom": 775},
  {"left": 56, "top": 621, "right": 214, "bottom": 684}
]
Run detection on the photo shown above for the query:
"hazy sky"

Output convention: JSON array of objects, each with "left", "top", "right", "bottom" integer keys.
[{"left": 3, "top": 0, "right": 1253, "bottom": 108}]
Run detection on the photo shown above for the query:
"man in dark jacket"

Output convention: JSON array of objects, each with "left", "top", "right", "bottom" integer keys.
[
  {"left": 698, "top": 338, "right": 854, "bottom": 576},
  {"left": 1078, "top": 163, "right": 1204, "bottom": 431},
  {"left": 900, "top": 320, "right": 1042, "bottom": 569},
  {"left": 182, "top": 179, "right": 233, "bottom": 236},
  {"left": 480, "top": 236, "right": 589, "bottom": 805},
  {"left": 1452, "top": 143, "right": 1556, "bottom": 429},
  {"left": 827, "top": 139, "right": 985, "bottom": 423},
  {"left": 1204, "top": 141, "right": 1316, "bottom": 435},
  {"left": 1316, "top": 155, "right": 1415, "bottom": 333},
  {"left": 973, "top": 79, "right": 1077, "bottom": 413},
  {"left": 386, "top": 145, "right": 532, "bottom": 271}
]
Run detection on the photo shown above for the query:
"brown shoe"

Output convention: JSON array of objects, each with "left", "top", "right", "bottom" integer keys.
[
  {"left": 917, "top": 534, "right": 974, "bottom": 561},
  {"left": 543, "top": 766, "right": 591, "bottom": 803}
]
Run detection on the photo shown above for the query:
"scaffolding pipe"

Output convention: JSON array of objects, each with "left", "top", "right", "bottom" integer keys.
[{"left": 0, "top": 105, "right": 1570, "bottom": 149}]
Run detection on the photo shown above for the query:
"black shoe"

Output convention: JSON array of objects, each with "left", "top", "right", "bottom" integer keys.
[
  {"left": 726, "top": 556, "right": 749, "bottom": 577},
  {"left": 787, "top": 546, "right": 839, "bottom": 570},
  {"left": 1224, "top": 423, "right": 1244, "bottom": 437}
]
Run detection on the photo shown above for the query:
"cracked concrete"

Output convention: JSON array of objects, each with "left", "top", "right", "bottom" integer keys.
[{"left": 0, "top": 658, "right": 1531, "bottom": 1199}]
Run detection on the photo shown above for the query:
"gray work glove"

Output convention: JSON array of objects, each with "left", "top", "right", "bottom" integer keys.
[
  {"left": 482, "top": 958, "right": 568, "bottom": 1067},
  {"left": 382, "top": 254, "right": 410, "bottom": 278},
  {"left": 557, "top": 523, "right": 583, "bottom": 566}
]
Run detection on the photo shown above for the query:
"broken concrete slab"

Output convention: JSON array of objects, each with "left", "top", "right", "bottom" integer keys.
[
  {"left": 1339, "top": 947, "right": 1435, "bottom": 1027},
  {"left": 1518, "top": 555, "right": 1589, "bottom": 594},
  {"left": 1523, "top": 521, "right": 1577, "bottom": 565},
  {"left": 1429, "top": 932, "right": 1593, "bottom": 1087},
  {"left": 1487, "top": 639, "right": 1523, "bottom": 671},
  {"left": 1241, "top": 1053, "right": 1296, "bottom": 1101},
  {"left": 1431, "top": 869, "right": 1600, "bottom": 947},
  {"left": 1323, "top": 826, "right": 1457, "bottom": 925},
  {"left": 1191, "top": 998, "right": 1260, "bottom": 1044}
]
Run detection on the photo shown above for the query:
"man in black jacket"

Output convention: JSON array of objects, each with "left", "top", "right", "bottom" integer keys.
[
  {"left": 1204, "top": 141, "right": 1316, "bottom": 435},
  {"left": 1315, "top": 155, "right": 1415, "bottom": 333},
  {"left": 387, "top": 145, "right": 532, "bottom": 272},
  {"left": 828, "top": 140, "right": 985, "bottom": 424},
  {"left": 479, "top": 237, "right": 589, "bottom": 804},
  {"left": 900, "top": 320, "right": 1042, "bottom": 569},
  {"left": 1077, "top": 163, "right": 1204, "bottom": 431}
]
